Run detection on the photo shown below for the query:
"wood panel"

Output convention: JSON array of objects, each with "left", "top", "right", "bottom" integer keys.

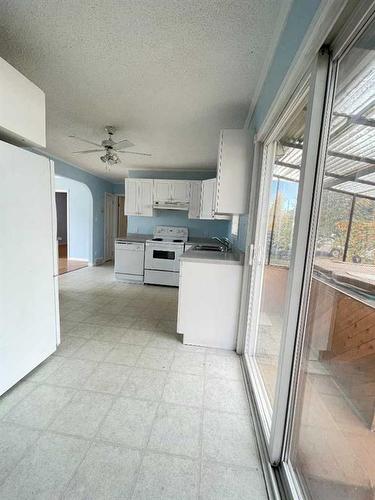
[{"left": 309, "top": 278, "right": 375, "bottom": 429}]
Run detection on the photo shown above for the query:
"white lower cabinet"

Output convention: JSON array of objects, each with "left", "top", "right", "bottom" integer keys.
[{"left": 177, "top": 259, "right": 243, "bottom": 350}]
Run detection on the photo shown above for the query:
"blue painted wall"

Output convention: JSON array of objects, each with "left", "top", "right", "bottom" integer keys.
[
  {"left": 128, "top": 211, "right": 230, "bottom": 239},
  {"left": 235, "top": 0, "right": 322, "bottom": 251},
  {"left": 55, "top": 176, "right": 92, "bottom": 262},
  {"left": 53, "top": 159, "right": 113, "bottom": 262},
  {"left": 253, "top": 0, "right": 322, "bottom": 129},
  {"left": 117, "top": 170, "right": 231, "bottom": 238}
]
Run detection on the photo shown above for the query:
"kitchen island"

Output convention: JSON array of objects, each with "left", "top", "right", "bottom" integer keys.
[{"left": 177, "top": 248, "right": 244, "bottom": 350}]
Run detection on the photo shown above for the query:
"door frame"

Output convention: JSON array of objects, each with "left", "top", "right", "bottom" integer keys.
[
  {"left": 55, "top": 189, "right": 70, "bottom": 260},
  {"left": 104, "top": 192, "right": 115, "bottom": 262},
  {"left": 243, "top": 67, "right": 320, "bottom": 446},
  {"left": 114, "top": 194, "right": 127, "bottom": 238},
  {"left": 280, "top": 5, "right": 375, "bottom": 497}
]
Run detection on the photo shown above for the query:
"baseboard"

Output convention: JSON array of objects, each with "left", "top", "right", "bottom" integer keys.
[{"left": 94, "top": 257, "right": 104, "bottom": 266}]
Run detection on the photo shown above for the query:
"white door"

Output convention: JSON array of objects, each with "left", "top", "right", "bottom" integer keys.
[
  {"left": 0, "top": 140, "right": 58, "bottom": 395},
  {"left": 154, "top": 180, "right": 171, "bottom": 203},
  {"left": 171, "top": 180, "right": 190, "bottom": 203},
  {"left": 104, "top": 192, "right": 115, "bottom": 261},
  {"left": 124, "top": 179, "right": 138, "bottom": 215},
  {"left": 138, "top": 180, "right": 154, "bottom": 216}
]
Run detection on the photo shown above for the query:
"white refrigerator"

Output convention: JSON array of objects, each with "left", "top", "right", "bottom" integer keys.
[{"left": 0, "top": 139, "right": 60, "bottom": 395}]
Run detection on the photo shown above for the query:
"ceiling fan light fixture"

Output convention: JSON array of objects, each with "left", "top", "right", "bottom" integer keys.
[{"left": 69, "top": 126, "right": 150, "bottom": 172}]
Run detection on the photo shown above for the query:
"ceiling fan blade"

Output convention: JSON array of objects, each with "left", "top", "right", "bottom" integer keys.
[
  {"left": 68, "top": 135, "right": 102, "bottom": 147},
  {"left": 72, "top": 149, "right": 104, "bottom": 154},
  {"left": 117, "top": 151, "right": 152, "bottom": 157},
  {"left": 113, "top": 139, "right": 135, "bottom": 149}
]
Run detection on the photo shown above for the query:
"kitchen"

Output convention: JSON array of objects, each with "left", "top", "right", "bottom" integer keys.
[
  {"left": 114, "top": 128, "right": 250, "bottom": 350},
  {"left": 2, "top": 2, "right": 374, "bottom": 499}
]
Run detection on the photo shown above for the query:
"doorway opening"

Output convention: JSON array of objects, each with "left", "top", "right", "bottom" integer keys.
[
  {"left": 55, "top": 191, "right": 68, "bottom": 260},
  {"left": 104, "top": 193, "right": 127, "bottom": 262},
  {"left": 55, "top": 179, "right": 92, "bottom": 275}
]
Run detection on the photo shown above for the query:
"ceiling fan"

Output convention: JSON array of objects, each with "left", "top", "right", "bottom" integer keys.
[{"left": 69, "top": 126, "right": 151, "bottom": 169}]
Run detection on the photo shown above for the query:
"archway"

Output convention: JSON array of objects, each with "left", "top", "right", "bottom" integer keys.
[{"left": 55, "top": 175, "right": 93, "bottom": 272}]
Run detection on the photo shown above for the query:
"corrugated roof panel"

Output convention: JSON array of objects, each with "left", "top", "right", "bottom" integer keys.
[
  {"left": 334, "top": 181, "right": 375, "bottom": 196},
  {"left": 273, "top": 165, "right": 300, "bottom": 181},
  {"left": 334, "top": 65, "right": 375, "bottom": 115},
  {"left": 359, "top": 171, "right": 375, "bottom": 182}
]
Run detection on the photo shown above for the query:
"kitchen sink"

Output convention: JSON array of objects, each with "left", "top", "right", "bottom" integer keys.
[{"left": 192, "top": 244, "right": 226, "bottom": 252}]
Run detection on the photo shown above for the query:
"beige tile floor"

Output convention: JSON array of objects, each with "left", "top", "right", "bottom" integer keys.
[{"left": 0, "top": 264, "right": 267, "bottom": 499}]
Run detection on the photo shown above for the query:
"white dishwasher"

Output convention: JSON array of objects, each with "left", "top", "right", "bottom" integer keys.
[{"left": 114, "top": 240, "right": 145, "bottom": 283}]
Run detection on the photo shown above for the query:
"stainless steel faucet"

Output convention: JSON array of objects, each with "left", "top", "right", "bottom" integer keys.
[{"left": 212, "top": 237, "right": 231, "bottom": 252}]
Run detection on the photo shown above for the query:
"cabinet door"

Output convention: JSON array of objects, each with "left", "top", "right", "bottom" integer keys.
[
  {"left": 188, "top": 181, "right": 201, "bottom": 219},
  {"left": 215, "top": 129, "right": 251, "bottom": 214},
  {"left": 171, "top": 180, "right": 190, "bottom": 203},
  {"left": 138, "top": 179, "right": 154, "bottom": 216},
  {"left": 124, "top": 179, "right": 138, "bottom": 215},
  {"left": 154, "top": 180, "right": 171, "bottom": 202},
  {"left": 200, "top": 178, "right": 216, "bottom": 219}
]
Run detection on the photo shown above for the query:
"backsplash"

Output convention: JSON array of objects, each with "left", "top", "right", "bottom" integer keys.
[{"left": 127, "top": 211, "right": 231, "bottom": 238}]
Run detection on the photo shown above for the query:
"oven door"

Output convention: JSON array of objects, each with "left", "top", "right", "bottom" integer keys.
[{"left": 145, "top": 243, "right": 183, "bottom": 272}]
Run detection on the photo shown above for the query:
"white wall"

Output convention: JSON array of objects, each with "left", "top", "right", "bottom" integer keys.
[{"left": 55, "top": 176, "right": 93, "bottom": 262}]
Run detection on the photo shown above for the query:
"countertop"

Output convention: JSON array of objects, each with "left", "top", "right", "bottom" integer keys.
[
  {"left": 116, "top": 234, "right": 152, "bottom": 243},
  {"left": 116, "top": 235, "right": 227, "bottom": 245},
  {"left": 180, "top": 248, "right": 244, "bottom": 266}
]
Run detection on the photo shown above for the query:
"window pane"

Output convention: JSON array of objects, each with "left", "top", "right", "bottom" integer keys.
[
  {"left": 347, "top": 197, "right": 375, "bottom": 264},
  {"left": 255, "top": 92, "right": 307, "bottom": 410},
  {"left": 316, "top": 190, "right": 352, "bottom": 261},
  {"left": 290, "top": 19, "right": 375, "bottom": 500}
]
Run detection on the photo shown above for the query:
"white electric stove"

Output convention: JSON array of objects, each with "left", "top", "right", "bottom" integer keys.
[{"left": 144, "top": 226, "right": 188, "bottom": 286}]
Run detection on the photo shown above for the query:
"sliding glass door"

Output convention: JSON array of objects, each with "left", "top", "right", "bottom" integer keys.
[
  {"left": 243, "top": 6, "right": 375, "bottom": 500},
  {"left": 287, "top": 17, "right": 375, "bottom": 500},
  {"left": 245, "top": 84, "right": 309, "bottom": 421},
  {"left": 245, "top": 51, "right": 330, "bottom": 459}
]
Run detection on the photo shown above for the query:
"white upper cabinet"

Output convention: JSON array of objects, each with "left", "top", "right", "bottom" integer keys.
[
  {"left": 153, "top": 180, "right": 171, "bottom": 203},
  {"left": 124, "top": 179, "right": 154, "bottom": 216},
  {"left": 0, "top": 57, "right": 46, "bottom": 147},
  {"left": 139, "top": 180, "right": 154, "bottom": 216},
  {"left": 171, "top": 180, "right": 190, "bottom": 203},
  {"left": 188, "top": 181, "right": 202, "bottom": 219},
  {"left": 200, "top": 178, "right": 216, "bottom": 220},
  {"left": 215, "top": 129, "right": 251, "bottom": 214},
  {"left": 124, "top": 179, "right": 138, "bottom": 215},
  {"left": 153, "top": 180, "right": 190, "bottom": 206}
]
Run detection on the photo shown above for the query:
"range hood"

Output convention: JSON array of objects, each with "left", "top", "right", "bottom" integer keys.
[{"left": 153, "top": 201, "right": 189, "bottom": 211}]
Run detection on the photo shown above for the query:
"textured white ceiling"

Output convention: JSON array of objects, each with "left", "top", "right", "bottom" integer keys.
[{"left": 0, "top": 0, "right": 288, "bottom": 181}]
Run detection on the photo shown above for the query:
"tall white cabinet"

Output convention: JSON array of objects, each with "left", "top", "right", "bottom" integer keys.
[
  {"left": 0, "top": 140, "right": 59, "bottom": 395},
  {"left": 215, "top": 129, "right": 251, "bottom": 214}
]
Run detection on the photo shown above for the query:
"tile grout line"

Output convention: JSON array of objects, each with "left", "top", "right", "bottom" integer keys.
[
  {"left": 196, "top": 348, "right": 209, "bottom": 500},
  {"left": 128, "top": 348, "right": 174, "bottom": 500}
]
